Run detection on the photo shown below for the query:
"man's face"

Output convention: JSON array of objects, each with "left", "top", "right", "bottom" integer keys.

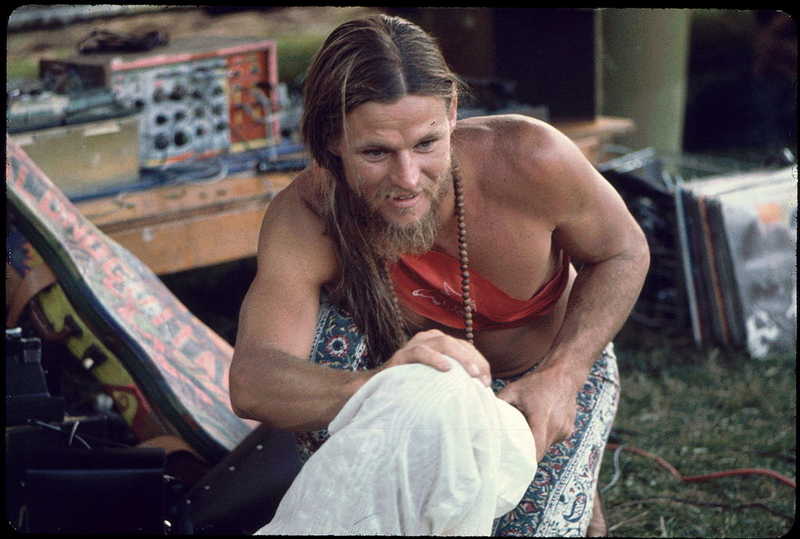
[{"left": 333, "top": 94, "right": 458, "bottom": 259}]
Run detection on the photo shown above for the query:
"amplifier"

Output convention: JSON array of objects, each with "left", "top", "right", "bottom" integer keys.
[
  {"left": 40, "top": 36, "right": 281, "bottom": 168},
  {"left": 11, "top": 116, "right": 140, "bottom": 199}
]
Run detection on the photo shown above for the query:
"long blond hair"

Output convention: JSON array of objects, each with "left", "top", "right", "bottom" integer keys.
[{"left": 301, "top": 15, "right": 465, "bottom": 364}]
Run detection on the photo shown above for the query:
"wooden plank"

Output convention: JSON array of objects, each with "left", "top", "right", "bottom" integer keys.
[
  {"left": 108, "top": 205, "right": 267, "bottom": 275},
  {"left": 552, "top": 116, "right": 635, "bottom": 141},
  {"left": 76, "top": 170, "right": 295, "bottom": 274},
  {"left": 553, "top": 116, "right": 635, "bottom": 164},
  {"left": 78, "top": 172, "right": 293, "bottom": 230}
]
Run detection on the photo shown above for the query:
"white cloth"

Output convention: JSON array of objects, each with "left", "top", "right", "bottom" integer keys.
[{"left": 257, "top": 356, "right": 537, "bottom": 536}]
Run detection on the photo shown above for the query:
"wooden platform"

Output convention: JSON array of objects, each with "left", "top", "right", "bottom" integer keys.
[{"left": 76, "top": 171, "right": 294, "bottom": 275}]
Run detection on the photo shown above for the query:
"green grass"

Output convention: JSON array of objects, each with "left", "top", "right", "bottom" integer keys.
[
  {"left": 603, "top": 325, "right": 796, "bottom": 537},
  {"left": 6, "top": 33, "right": 74, "bottom": 81},
  {"left": 273, "top": 34, "right": 327, "bottom": 89}
]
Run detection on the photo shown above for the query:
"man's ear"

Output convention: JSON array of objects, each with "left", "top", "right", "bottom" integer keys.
[{"left": 448, "top": 94, "right": 458, "bottom": 130}]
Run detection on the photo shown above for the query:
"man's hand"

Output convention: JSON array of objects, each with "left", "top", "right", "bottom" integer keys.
[
  {"left": 496, "top": 364, "right": 581, "bottom": 462},
  {"left": 381, "top": 329, "right": 492, "bottom": 386}
]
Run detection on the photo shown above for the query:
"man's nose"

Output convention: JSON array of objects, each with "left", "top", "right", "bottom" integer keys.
[{"left": 390, "top": 152, "right": 421, "bottom": 191}]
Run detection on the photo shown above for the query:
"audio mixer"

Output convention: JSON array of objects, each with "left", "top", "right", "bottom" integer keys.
[{"left": 40, "top": 36, "right": 281, "bottom": 168}]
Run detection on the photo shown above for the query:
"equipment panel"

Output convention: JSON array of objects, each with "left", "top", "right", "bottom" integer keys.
[
  {"left": 114, "top": 57, "right": 230, "bottom": 166},
  {"left": 40, "top": 36, "right": 280, "bottom": 168}
]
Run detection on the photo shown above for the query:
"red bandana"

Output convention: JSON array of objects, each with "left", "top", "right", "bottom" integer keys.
[{"left": 390, "top": 250, "right": 570, "bottom": 331}]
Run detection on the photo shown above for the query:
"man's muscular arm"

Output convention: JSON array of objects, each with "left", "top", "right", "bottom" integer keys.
[
  {"left": 229, "top": 178, "right": 363, "bottom": 431},
  {"left": 496, "top": 120, "right": 649, "bottom": 460}
]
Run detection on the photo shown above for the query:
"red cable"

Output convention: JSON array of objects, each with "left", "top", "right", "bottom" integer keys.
[
  {"left": 682, "top": 468, "right": 796, "bottom": 489},
  {"left": 606, "top": 443, "right": 796, "bottom": 489}
]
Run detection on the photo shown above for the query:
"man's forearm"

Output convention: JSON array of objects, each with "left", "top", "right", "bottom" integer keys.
[
  {"left": 229, "top": 346, "right": 371, "bottom": 431},
  {"left": 541, "top": 248, "right": 649, "bottom": 385},
  {"left": 496, "top": 249, "right": 647, "bottom": 460}
]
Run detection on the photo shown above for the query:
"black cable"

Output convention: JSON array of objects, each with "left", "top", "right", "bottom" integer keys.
[
  {"left": 30, "top": 418, "right": 132, "bottom": 449},
  {"left": 78, "top": 29, "right": 168, "bottom": 54}
]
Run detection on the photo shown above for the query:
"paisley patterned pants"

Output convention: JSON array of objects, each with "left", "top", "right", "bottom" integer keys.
[{"left": 294, "top": 301, "right": 620, "bottom": 537}]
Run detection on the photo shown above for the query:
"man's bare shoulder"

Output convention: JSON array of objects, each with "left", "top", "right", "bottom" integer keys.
[
  {"left": 455, "top": 114, "right": 598, "bottom": 221},
  {"left": 257, "top": 167, "right": 338, "bottom": 284},
  {"left": 455, "top": 114, "right": 562, "bottom": 152},
  {"left": 454, "top": 114, "right": 575, "bottom": 182},
  {"left": 263, "top": 166, "right": 325, "bottom": 223},
  {"left": 260, "top": 166, "right": 329, "bottom": 245},
  {"left": 293, "top": 165, "right": 324, "bottom": 207},
  {"left": 455, "top": 114, "right": 577, "bottom": 184}
]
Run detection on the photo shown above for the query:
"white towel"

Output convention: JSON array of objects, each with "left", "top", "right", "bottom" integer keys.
[{"left": 257, "top": 356, "right": 537, "bottom": 536}]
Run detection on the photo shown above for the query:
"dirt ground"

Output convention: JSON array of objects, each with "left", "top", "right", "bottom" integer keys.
[{"left": 7, "top": 6, "right": 377, "bottom": 69}]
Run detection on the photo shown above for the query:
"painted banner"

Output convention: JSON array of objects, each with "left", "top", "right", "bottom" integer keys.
[{"left": 7, "top": 135, "right": 258, "bottom": 462}]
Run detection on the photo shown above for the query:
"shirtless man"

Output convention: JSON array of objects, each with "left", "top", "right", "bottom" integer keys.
[{"left": 230, "top": 14, "right": 649, "bottom": 536}]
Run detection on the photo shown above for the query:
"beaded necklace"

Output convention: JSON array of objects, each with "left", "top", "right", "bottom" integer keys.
[{"left": 386, "top": 165, "right": 474, "bottom": 345}]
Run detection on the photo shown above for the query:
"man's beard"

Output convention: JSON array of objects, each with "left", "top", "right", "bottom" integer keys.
[{"left": 357, "top": 165, "right": 453, "bottom": 263}]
